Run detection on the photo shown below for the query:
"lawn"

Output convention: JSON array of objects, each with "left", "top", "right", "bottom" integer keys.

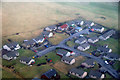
[
  {"left": 66, "top": 40, "right": 75, "bottom": 47},
  {"left": 2, "top": 69, "right": 16, "bottom": 78}
]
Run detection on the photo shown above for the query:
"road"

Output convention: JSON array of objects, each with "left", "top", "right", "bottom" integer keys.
[{"left": 36, "top": 29, "right": 120, "bottom": 79}]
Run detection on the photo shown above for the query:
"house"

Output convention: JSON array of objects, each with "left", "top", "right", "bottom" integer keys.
[
  {"left": 99, "top": 30, "right": 115, "bottom": 40},
  {"left": 58, "top": 24, "right": 69, "bottom": 31},
  {"left": 61, "top": 56, "right": 75, "bottom": 65},
  {"left": 45, "top": 25, "right": 57, "bottom": 31},
  {"left": 66, "top": 20, "right": 76, "bottom": 27},
  {"left": 75, "top": 26, "right": 82, "bottom": 32},
  {"left": 33, "top": 35, "right": 45, "bottom": 44},
  {"left": 103, "top": 53, "right": 120, "bottom": 61},
  {"left": 2, "top": 51, "right": 19, "bottom": 60},
  {"left": 41, "top": 69, "right": 60, "bottom": 80},
  {"left": 56, "top": 49, "right": 75, "bottom": 57},
  {"left": 84, "top": 20, "right": 95, "bottom": 27},
  {"left": 88, "top": 36, "right": 99, "bottom": 43},
  {"left": 22, "top": 39, "right": 36, "bottom": 49},
  {"left": 91, "top": 25, "right": 104, "bottom": 33},
  {"left": 20, "top": 57, "right": 35, "bottom": 66},
  {"left": 42, "top": 31, "right": 53, "bottom": 38},
  {"left": 89, "top": 70, "right": 105, "bottom": 78},
  {"left": 3, "top": 42, "right": 20, "bottom": 51},
  {"left": 74, "top": 19, "right": 84, "bottom": 26},
  {"left": 77, "top": 43, "right": 90, "bottom": 51},
  {"left": 75, "top": 37, "right": 87, "bottom": 44},
  {"left": 69, "top": 68, "right": 87, "bottom": 78},
  {"left": 81, "top": 59, "right": 95, "bottom": 68},
  {"left": 97, "top": 46, "right": 112, "bottom": 53}
]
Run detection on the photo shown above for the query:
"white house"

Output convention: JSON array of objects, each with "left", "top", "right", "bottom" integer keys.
[
  {"left": 77, "top": 43, "right": 90, "bottom": 51},
  {"left": 88, "top": 36, "right": 99, "bottom": 43},
  {"left": 91, "top": 25, "right": 104, "bottom": 33},
  {"left": 33, "top": 35, "right": 45, "bottom": 44},
  {"left": 3, "top": 42, "right": 20, "bottom": 51},
  {"left": 61, "top": 56, "right": 75, "bottom": 65},
  {"left": 45, "top": 25, "right": 57, "bottom": 31},
  {"left": 75, "top": 37, "right": 87, "bottom": 44},
  {"left": 42, "top": 31, "right": 53, "bottom": 38}
]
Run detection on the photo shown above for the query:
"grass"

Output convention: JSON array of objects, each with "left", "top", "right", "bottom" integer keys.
[{"left": 66, "top": 40, "right": 75, "bottom": 47}]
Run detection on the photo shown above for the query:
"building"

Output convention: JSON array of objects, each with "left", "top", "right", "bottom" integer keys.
[
  {"left": 56, "top": 49, "right": 75, "bottom": 57},
  {"left": 89, "top": 70, "right": 105, "bottom": 78},
  {"left": 103, "top": 53, "right": 120, "bottom": 61},
  {"left": 84, "top": 20, "right": 95, "bottom": 27},
  {"left": 81, "top": 59, "right": 95, "bottom": 68},
  {"left": 75, "top": 26, "right": 83, "bottom": 32},
  {"left": 45, "top": 25, "right": 57, "bottom": 31},
  {"left": 3, "top": 42, "right": 20, "bottom": 51},
  {"left": 74, "top": 19, "right": 84, "bottom": 26},
  {"left": 41, "top": 69, "right": 60, "bottom": 80},
  {"left": 61, "top": 56, "right": 75, "bottom": 65},
  {"left": 77, "top": 43, "right": 90, "bottom": 51},
  {"left": 20, "top": 57, "right": 35, "bottom": 66},
  {"left": 99, "top": 30, "right": 115, "bottom": 40},
  {"left": 66, "top": 20, "right": 76, "bottom": 27},
  {"left": 75, "top": 37, "right": 87, "bottom": 44},
  {"left": 22, "top": 39, "right": 36, "bottom": 49},
  {"left": 97, "top": 46, "right": 112, "bottom": 53},
  {"left": 2, "top": 51, "right": 19, "bottom": 60},
  {"left": 42, "top": 31, "right": 53, "bottom": 38},
  {"left": 91, "top": 25, "right": 104, "bottom": 33},
  {"left": 88, "top": 36, "right": 99, "bottom": 43},
  {"left": 33, "top": 35, "right": 45, "bottom": 44},
  {"left": 58, "top": 24, "right": 69, "bottom": 31},
  {"left": 69, "top": 68, "right": 87, "bottom": 78}
]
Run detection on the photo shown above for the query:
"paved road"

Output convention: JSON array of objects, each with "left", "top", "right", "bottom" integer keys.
[{"left": 36, "top": 29, "right": 120, "bottom": 79}]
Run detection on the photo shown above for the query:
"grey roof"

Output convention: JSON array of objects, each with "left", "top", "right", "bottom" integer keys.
[
  {"left": 47, "top": 25, "right": 57, "bottom": 29},
  {"left": 20, "top": 57, "right": 32, "bottom": 63},
  {"left": 57, "top": 49, "right": 68, "bottom": 55},
  {"left": 80, "top": 43, "right": 90, "bottom": 49},
  {"left": 83, "top": 59, "right": 95, "bottom": 65},
  {"left": 73, "top": 19, "right": 84, "bottom": 24},
  {"left": 23, "top": 39, "right": 36, "bottom": 46},
  {"left": 89, "top": 70, "right": 102, "bottom": 78},
  {"left": 6, "top": 42, "right": 18, "bottom": 48},
  {"left": 61, "top": 56, "right": 74, "bottom": 62},
  {"left": 105, "top": 53, "right": 120, "bottom": 59},
  {"left": 42, "top": 31, "right": 50, "bottom": 36},
  {"left": 42, "top": 69, "right": 57, "bottom": 79},
  {"left": 5, "top": 52, "right": 17, "bottom": 57},
  {"left": 91, "top": 25, "right": 103, "bottom": 29},
  {"left": 89, "top": 36, "right": 98, "bottom": 41},
  {"left": 69, "top": 68, "right": 85, "bottom": 76},
  {"left": 84, "top": 20, "right": 94, "bottom": 26},
  {"left": 97, "top": 46, "right": 111, "bottom": 53},
  {"left": 34, "top": 35, "right": 44, "bottom": 41},
  {"left": 76, "top": 37, "right": 87, "bottom": 42}
]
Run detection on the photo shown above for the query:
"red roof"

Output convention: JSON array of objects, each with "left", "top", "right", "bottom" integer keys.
[{"left": 60, "top": 24, "right": 68, "bottom": 29}]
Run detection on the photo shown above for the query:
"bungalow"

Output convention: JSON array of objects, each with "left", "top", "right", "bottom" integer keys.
[
  {"left": 41, "top": 69, "right": 60, "bottom": 80},
  {"left": 103, "top": 53, "right": 120, "bottom": 61},
  {"left": 91, "top": 25, "right": 104, "bottom": 33},
  {"left": 77, "top": 43, "right": 90, "bottom": 51},
  {"left": 58, "top": 24, "right": 69, "bottom": 31},
  {"left": 22, "top": 39, "right": 36, "bottom": 49},
  {"left": 45, "top": 25, "right": 57, "bottom": 31},
  {"left": 97, "top": 46, "right": 112, "bottom": 53},
  {"left": 74, "top": 19, "right": 84, "bottom": 26},
  {"left": 99, "top": 30, "right": 115, "bottom": 40},
  {"left": 75, "top": 37, "right": 87, "bottom": 44},
  {"left": 61, "top": 56, "right": 75, "bottom": 65},
  {"left": 84, "top": 20, "right": 95, "bottom": 27},
  {"left": 42, "top": 31, "right": 53, "bottom": 38},
  {"left": 20, "top": 57, "right": 35, "bottom": 66},
  {"left": 56, "top": 49, "right": 75, "bottom": 57},
  {"left": 81, "top": 59, "right": 95, "bottom": 68},
  {"left": 3, "top": 42, "right": 20, "bottom": 51},
  {"left": 66, "top": 20, "right": 76, "bottom": 27},
  {"left": 75, "top": 26, "right": 82, "bottom": 32},
  {"left": 89, "top": 70, "right": 105, "bottom": 78},
  {"left": 33, "top": 35, "right": 45, "bottom": 44},
  {"left": 88, "top": 36, "right": 99, "bottom": 43},
  {"left": 2, "top": 51, "right": 19, "bottom": 60},
  {"left": 69, "top": 68, "right": 87, "bottom": 78}
]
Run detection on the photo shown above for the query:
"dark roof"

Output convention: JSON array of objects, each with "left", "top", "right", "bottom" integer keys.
[
  {"left": 23, "top": 39, "right": 36, "bottom": 46},
  {"left": 100, "top": 30, "right": 115, "bottom": 38},
  {"left": 97, "top": 46, "right": 111, "bottom": 53},
  {"left": 34, "top": 35, "right": 44, "bottom": 41},
  {"left": 83, "top": 59, "right": 95, "bottom": 65},
  {"left": 77, "top": 37, "right": 86, "bottom": 42},
  {"left": 80, "top": 43, "right": 90, "bottom": 49},
  {"left": 91, "top": 25, "right": 103, "bottom": 29},
  {"left": 105, "top": 53, "right": 120, "bottom": 59},
  {"left": 89, "top": 36, "right": 98, "bottom": 41},
  {"left": 20, "top": 57, "right": 32, "bottom": 63},
  {"left": 89, "top": 70, "right": 102, "bottom": 78},
  {"left": 6, "top": 42, "right": 18, "bottom": 48},
  {"left": 61, "top": 56, "right": 74, "bottom": 62},
  {"left": 47, "top": 25, "right": 57, "bottom": 29},
  {"left": 57, "top": 49, "right": 68, "bottom": 55},
  {"left": 42, "top": 69, "right": 57, "bottom": 79},
  {"left": 4, "top": 52, "right": 17, "bottom": 57},
  {"left": 42, "top": 31, "right": 50, "bottom": 36},
  {"left": 69, "top": 68, "right": 85, "bottom": 76}
]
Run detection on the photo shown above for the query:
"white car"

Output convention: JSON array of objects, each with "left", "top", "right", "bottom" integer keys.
[{"left": 105, "top": 61, "right": 109, "bottom": 65}]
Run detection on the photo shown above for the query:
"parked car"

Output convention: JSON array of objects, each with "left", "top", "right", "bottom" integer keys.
[{"left": 105, "top": 60, "right": 109, "bottom": 65}]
